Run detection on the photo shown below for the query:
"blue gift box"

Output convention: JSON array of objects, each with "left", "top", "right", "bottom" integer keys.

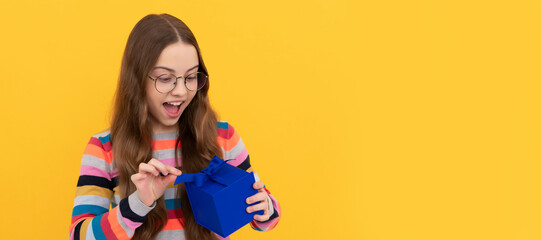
[{"left": 174, "top": 156, "right": 264, "bottom": 238}]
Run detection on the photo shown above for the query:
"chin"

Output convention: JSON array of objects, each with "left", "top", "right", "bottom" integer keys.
[
  {"left": 164, "top": 119, "right": 180, "bottom": 127},
  {"left": 157, "top": 117, "right": 180, "bottom": 128}
]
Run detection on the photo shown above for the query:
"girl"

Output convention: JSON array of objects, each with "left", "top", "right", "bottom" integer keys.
[{"left": 69, "top": 14, "right": 281, "bottom": 240}]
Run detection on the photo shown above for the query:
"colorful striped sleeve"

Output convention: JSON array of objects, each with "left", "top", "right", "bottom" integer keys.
[
  {"left": 69, "top": 132, "right": 156, "bottom": 240},
  {"left": 217, "top": 121, "right": 281, "bottom": 232}
]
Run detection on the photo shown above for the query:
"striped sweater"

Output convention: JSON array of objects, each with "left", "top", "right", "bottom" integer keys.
[{"left": 69, "top": 121, "right": 281, "bottom": 239}]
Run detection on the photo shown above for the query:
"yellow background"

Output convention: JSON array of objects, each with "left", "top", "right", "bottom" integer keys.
[{"left": 0, "top": 0, "right": 540, "bottom": 239}]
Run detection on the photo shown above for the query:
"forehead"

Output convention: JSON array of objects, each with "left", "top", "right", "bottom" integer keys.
[{"left": 152, "top": 41, "right": 199, "bottom": 74}]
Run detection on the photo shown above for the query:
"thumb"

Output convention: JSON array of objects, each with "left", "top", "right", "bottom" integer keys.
[{"left": 165, "top": 174, "right": 178, "bottom": 185}]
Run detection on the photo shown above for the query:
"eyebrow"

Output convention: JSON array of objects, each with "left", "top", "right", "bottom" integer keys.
[{"left": 152, "top": 65, "right": 199, "bottom": 74}]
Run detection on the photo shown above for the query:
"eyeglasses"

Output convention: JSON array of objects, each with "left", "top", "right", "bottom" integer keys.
[{"left": 148, "top": 71, "right": 208, "bottom": 93}]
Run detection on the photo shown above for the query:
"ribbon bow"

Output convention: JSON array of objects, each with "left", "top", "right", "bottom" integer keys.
[{"left": 174, "top": 156, "right": 233, "bottom": 187}]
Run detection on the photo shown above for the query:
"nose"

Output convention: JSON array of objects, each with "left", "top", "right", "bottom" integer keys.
[{"left": 170, "top": 78, "right": 188, "bottom": 97}]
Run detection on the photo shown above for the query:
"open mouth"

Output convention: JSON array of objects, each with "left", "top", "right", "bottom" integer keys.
[{"left": 163, "top": 102, "right": 182, "bottom": 115}]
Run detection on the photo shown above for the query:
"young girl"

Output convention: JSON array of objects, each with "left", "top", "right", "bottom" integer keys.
[{"left": 69, "top": 14, "right": 281, "bottom": 240}]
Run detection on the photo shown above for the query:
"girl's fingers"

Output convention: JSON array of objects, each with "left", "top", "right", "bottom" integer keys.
[
  {"left": 246, "top": 201, "right": 269, "bottom": 214},
  {"left": 246, "top": 192, "right": 268, "bottom": 204},
  {"left": 139, "top": 162, "right": 159, "bottom": 176},
  {"left": 131, "top": 173, "right": 150, "bottom": 186},
  {"left": 147, "top": 158, "right": 182, "bottom": 176},
  {"left": 139, "top": 160, "right": 181, "bottom": 180},
  {"left": 252, "top": 181, "right": 264, "bottom": 190},
  {"left": 147, "top": 158, "right": 169, "bottom": 176},
  {"left": 253, "top": 213, "right": 270, "bottom": 222},
  {"left": 165, "top": 164, "right": 182, "bottom": 175},
  {"left": 164, "top": 174, "right": 178, "bottom": 185},
  {"left": 130, "top": 173, "right": 145, "bottom": 183}
]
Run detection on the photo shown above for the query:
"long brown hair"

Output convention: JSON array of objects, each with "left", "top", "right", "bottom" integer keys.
[{"left": 110, "top": 13, "right": 222, "bottom": 240}]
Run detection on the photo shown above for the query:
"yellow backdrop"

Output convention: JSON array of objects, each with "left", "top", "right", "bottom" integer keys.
[{"left": 0, "top": 0, "right": 540, "bottom": 239}]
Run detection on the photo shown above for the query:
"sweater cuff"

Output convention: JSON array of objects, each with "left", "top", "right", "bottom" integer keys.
[
  {"left": 129, "top": 191, "right": 156, "bottom": 216},
  {"left": 266, "top": 195, "right": 274, "bottom": 216},
  {"left": 120, "top": 190, "right": 155, "bottom": 222}
]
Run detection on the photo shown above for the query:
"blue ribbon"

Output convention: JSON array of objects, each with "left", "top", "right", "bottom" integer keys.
[{"left": 174, "top": 156, "right": 233, "bottom": 187}]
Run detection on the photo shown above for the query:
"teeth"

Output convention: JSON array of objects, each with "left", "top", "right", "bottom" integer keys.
[{"left": 167, "top": 102, "right": 182, "bottom": 106}]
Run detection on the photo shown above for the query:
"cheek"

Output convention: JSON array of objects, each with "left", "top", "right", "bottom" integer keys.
[
  {"left": 146, "top": 87, "right": 162, "bottom": 113},
  {"left": 146, "top": 83, "right": 161, "bottom": 103},
  {"left": 186, "top": 92, "right": 197, "bottom": 105},
  {"left": 146, "top": 97, "right": 155, "bottom": 111},
  {"left": 145, "top": 97, "right": 156, "bottom": 117}
]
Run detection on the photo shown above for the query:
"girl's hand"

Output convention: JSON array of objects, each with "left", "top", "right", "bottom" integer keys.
[
  {"left": 246, "top": 181, "right": 270, "bottom": 222},
  {"left": 131, "top": 158, "right": 182, "bottom": 206}
]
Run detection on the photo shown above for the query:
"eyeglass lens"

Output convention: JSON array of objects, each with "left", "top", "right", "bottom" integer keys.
[{"left": 154, "top": 72, "right": 207, "bottom": 93}]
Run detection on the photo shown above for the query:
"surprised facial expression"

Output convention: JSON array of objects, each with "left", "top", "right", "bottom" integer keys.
[{"left": 146, "top": 41, "right": 199, "bottom": 133}]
